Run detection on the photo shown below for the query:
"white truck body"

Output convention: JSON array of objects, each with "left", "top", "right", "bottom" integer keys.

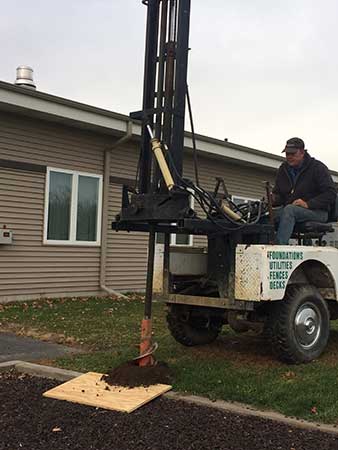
[{"left": 235, "top": 244, "right": 337, "bottom": 301}]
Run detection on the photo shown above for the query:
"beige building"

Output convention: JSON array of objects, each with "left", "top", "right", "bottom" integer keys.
[{"left": 1, "top": 80, "right": 336, "bottom": 303}]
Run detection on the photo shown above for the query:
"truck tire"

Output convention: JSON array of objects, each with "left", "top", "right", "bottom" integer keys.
[
  {"left": 166, "top": 305, "right": 221, "bottom": 346},
  {"left": 271, "top": 285, "right": 330, "bottom": 364}
]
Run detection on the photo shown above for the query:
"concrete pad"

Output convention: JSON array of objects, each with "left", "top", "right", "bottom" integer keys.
[{"left": 0, "top": 332, "right": 80, "bottom": 363}]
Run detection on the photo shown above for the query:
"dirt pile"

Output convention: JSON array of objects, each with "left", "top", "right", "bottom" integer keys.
[{"left": 101, "top": 361, "right": 172, "bottom": 388}]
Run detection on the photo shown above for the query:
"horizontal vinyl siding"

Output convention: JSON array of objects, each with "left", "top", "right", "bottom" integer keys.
[
  {"left": 106, "top": 181, "right": 148, "bottom": 291},
  {"left": 184, "top": 153, "right": 275, "bottom": 198},
  {"left": 0, "top": 112, "right": 107, "bottom": 301},
  {"left": 0, "top": 167, "right": 100, "bottom": 301},
  {"left": 105, "top": 141, "right": 149, "bottom": 292},
  {"left": 0, "top": 112, "right": 108, "bottom": 173},
  {"left": 110, "top": 142, "right": 139, "bottom": 179}
]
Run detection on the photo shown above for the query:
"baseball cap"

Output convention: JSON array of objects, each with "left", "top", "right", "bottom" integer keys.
[{"left": 282, "top": 137, "right": 305, "bottom": 153}]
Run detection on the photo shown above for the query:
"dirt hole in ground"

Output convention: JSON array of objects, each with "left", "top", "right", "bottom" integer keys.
[{"left": 101, "top": 360, "right": 172, "bottom": 388}]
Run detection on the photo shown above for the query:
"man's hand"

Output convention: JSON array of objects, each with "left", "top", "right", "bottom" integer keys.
[{"left": 292, "top": 198, "right": 308, "bottom": 208}]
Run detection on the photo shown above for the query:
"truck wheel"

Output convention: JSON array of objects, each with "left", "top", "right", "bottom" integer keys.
[
  {"left": 271, "top": 285, "right": 330, "bottom": 364},
  {"left": 166, "top": 305, "right": 221, "bottom": 346}
]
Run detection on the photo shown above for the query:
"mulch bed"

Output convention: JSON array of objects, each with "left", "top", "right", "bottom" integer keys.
[{"left": 1, "top": 371, "right": 338, "bottom": 450}]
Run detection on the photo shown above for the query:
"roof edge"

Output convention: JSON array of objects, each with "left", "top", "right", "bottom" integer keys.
[{"left": 0, "top": 80, "right": 337, "bottom": 178}]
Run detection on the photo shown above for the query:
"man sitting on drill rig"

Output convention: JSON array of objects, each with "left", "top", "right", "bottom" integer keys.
[{"left": 272, "top": 137, "right": 336, "bottom": 244}]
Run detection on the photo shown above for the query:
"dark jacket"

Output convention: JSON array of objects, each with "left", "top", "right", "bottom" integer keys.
[{"left": 272, "top": 152, "right": 336, "bottom": 211}]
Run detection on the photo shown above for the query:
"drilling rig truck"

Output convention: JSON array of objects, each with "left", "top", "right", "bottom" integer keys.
[{"left": 113, "top": 0, "right": 338, "bottom": 365}]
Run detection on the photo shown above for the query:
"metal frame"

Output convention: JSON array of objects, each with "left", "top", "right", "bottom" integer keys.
[{"left": 112, "top": 1, "right": 274, "bottom": 317}]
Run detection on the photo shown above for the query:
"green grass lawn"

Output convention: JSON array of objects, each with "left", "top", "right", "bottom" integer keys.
[{"left": 1, "top": 295, "right": 338, "bottom": 424}]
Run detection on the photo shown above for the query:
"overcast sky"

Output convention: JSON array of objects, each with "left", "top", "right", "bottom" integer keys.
[{"left": 2, "top": 0, "right": 338, "bottom": 170}]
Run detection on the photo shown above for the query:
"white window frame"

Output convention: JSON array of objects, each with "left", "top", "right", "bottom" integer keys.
[
  {"left": 170, "top": 224, "right": 194, "bottom": 247},
  {"left": 44, "top": 167, "right": 103, "bottom": 246}
]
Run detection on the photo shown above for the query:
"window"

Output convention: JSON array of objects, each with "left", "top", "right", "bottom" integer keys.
[
  {"left": 44, "top": 168, "right": 103, "bottom": 245},
  {"left": 156, "top": 229, "right": 193, "bottom": 246},
  {"left": 156, "top": 191, "right": 194, "bottom": 246}
]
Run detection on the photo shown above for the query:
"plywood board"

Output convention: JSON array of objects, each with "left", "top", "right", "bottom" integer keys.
[{"left": 43, "top": 372, "right": 172, "bottom": 413}]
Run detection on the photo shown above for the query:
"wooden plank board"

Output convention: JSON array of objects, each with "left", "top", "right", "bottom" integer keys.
[{"left": 43, "top": 372, "right": 172, "bottom": 413}]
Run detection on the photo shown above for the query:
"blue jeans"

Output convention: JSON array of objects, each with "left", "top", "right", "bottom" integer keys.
[{"left": 274, "top": 205, "right": 328, "bottom": 245}]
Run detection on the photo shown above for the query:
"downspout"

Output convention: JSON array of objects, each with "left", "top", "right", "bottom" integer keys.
[{"left": 100, "top": 120, "right": 133, "bottom": 298}]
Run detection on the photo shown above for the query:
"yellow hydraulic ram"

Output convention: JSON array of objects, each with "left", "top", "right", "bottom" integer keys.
[{"left": 147, "top": 125, "right": 175, "bottom": 191}]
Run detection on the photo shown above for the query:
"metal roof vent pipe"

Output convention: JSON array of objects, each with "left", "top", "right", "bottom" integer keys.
[{"left": 14, "top": 65, "right": 36, "bottom": 89}]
